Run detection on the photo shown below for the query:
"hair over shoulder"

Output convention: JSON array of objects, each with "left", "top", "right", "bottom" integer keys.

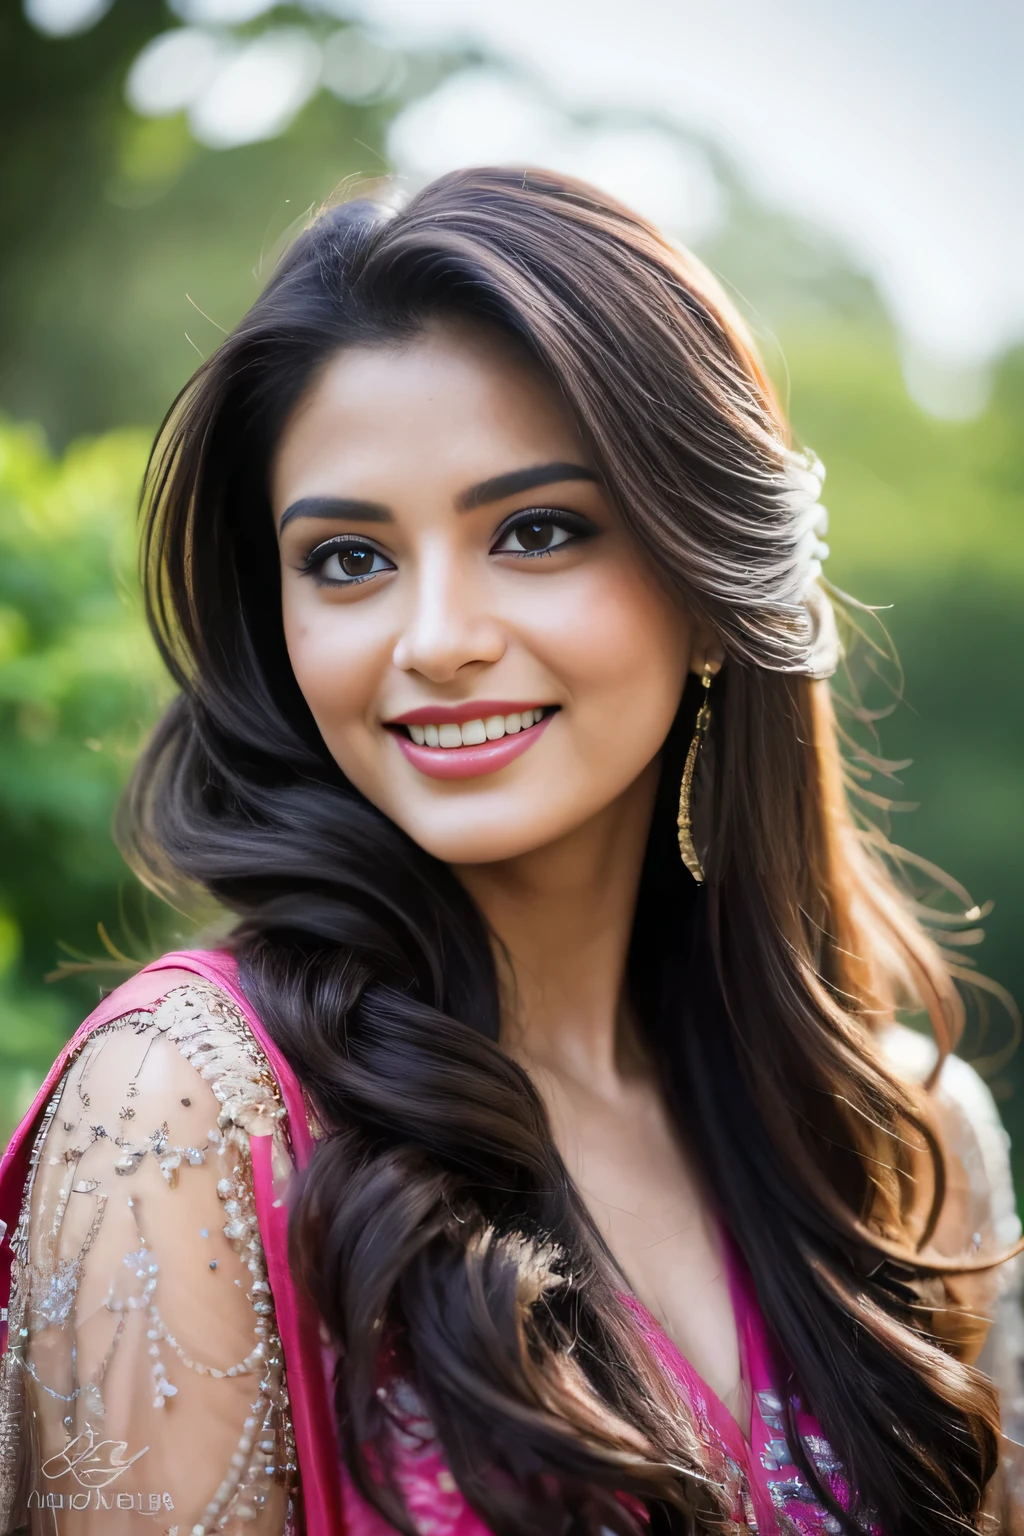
[{"left": 122, "top": 167, "right": 1003, "bottom": 1536}]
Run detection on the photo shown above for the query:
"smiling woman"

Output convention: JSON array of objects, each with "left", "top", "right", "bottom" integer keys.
[
  {"left": 271, "top": 324, "right": 693, "bottom": 853},
  {"left": 0, "top": 167, "right": 1021, "bottom": 1536}
]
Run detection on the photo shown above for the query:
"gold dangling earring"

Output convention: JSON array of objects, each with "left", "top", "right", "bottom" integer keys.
[{"left": 677, "top": 664, "right": 713, "bottom": 884}]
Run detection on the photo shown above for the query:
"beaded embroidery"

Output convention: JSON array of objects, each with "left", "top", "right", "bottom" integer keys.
[{"left": 0, "top": 983, "right": 297, "bottom": 1536}]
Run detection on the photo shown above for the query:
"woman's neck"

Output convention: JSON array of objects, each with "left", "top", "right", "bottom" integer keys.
[
  {"left": 453, "top": 759, "right": 659, "bottom": 1095},
  {"left": 456, "top": 759, "right": 747, "bottom": 1423}
]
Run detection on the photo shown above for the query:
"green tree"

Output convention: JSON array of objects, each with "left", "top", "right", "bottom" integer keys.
[
  {"left": 0, "top": 2, "right": 456, "bottom": 444},
  {"left": 0, "top": 418, "right": 167, "bottom": 1128}
]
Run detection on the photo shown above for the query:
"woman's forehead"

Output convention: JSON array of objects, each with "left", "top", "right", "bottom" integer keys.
[{"left": 271, "top": 323, "right": 591, "bottom": 512}]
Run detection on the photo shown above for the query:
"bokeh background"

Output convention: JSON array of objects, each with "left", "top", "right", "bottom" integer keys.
[{"left": 2, "top": 0, "right": 1022, "bottom": 1194}]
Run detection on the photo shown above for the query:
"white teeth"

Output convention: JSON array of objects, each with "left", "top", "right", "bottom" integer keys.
[{"left": 406, "top": 709, "right": 547, "bottom": 747}]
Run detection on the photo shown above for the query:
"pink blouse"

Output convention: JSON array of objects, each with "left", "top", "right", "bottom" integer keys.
[
  {"left": 347, "top": 1269, "right": 853, "bottom": 1536},
  {"left": 621, "top": 1284, "right": 848, "bottom": 1535}
]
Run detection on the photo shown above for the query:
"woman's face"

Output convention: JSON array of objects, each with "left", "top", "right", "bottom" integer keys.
[{"left": 272, "top": 318, "right": 697, "bottom": 865}]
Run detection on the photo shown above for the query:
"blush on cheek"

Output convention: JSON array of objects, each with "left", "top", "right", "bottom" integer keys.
[
  {"left": 282, "top": 625, "right": 391, "bottom": 792},
  {"left": 546, "top": 567, "right": 691, "bottom": 702}
]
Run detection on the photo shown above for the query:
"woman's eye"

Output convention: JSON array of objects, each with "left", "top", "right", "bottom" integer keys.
[
  {"left": 305, "top": 541, "right": 395, "bottom": 586},
  {"left": 492, "top": 512, "right": 590, "bottom": 557}
]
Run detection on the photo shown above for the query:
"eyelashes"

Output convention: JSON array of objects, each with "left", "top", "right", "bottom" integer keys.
[
  {"left": 299, "top": 507, "right": 599, "bottom": 588},
  {"left": 301, "top": 538, "right": 395, "bottom": 587},
  {"left": 490, "top": 507, "right": 597, "bottom": 557}
]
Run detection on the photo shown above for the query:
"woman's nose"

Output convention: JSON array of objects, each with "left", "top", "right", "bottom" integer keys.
[{"left": 391, "top": 550, "right": 506, "bottom": 682}]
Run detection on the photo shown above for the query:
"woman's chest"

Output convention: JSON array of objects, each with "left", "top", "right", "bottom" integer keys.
[{"left": 549, "top": 1079, "right": 747, "bottom": 1423}]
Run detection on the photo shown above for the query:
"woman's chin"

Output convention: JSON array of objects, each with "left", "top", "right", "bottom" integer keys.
[
  {"left": 397, "top": 812, "right": 570, "bottom": 868},
  {"left": 378, "top": 783, "right": 589, "bottom": 867}
]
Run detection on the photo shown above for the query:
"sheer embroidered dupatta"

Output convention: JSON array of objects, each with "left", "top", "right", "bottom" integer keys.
[{"left": 0, "top": 950, "right": 342, "bottom": 1536}]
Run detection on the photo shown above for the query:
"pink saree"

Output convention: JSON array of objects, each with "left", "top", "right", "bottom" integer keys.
[{"left": 0, "top": 949, "right": 852, "bottom": 1535}]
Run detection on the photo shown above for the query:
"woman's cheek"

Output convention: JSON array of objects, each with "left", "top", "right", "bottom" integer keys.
[
  {"left": 535, "top": 562, "right": 690, "bottom": 720},
  {"left": 283, "top": 606, "right": 377, "bottom": 747}
]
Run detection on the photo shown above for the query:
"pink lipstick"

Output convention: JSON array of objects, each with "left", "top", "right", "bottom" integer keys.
[{"left": 386, "top": 702, "right": 557, "bottom": 781}]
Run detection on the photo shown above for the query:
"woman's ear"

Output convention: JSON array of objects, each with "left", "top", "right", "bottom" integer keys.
[{"left": 689, "top": 629, "right": 725, "bottom": 678}]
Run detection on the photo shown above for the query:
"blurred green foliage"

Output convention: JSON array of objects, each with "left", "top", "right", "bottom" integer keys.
[
  {"left": 0, "top": 419, "right": 171, "bottom": 1120},
  {"left": 0, "top": 3, "right": 455, "bottom": 444},
  {"left": 0, "top": 2, "right": 1021, "bottom": 1200},
  {"left": 787, "top": 329, "right": 1024, "bottom": 1156}
]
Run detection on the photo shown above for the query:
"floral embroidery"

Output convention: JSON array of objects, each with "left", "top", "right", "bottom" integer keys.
[{"left": 756, "top": 1391, "right": 844, "bottom": 1536}]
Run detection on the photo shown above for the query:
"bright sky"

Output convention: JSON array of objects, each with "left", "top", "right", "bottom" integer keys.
[{"left": 349, "top": 0, "right": 1024, "bottom": 392}]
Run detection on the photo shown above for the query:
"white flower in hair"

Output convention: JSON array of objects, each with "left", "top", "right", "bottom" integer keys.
[
  {"left": 782, "top": 449, "right": 830, "bottom": 594},
  {"left": 781, "top": 448, "right": 840, "bottom": 679}
]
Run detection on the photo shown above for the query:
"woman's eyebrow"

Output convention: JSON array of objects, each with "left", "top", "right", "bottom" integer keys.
[
  {"left": 455, "top": 461, "right": 600, "bottom": 512},
  {"left": 278, "top": 496, "right": 392, "bottom": 534},
  {"left": 278, "top": 463, "right": 599, "bottom": 533}
]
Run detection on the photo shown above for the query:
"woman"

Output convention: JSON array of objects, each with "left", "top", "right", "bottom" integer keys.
[{"left": 0, "top": 167, "right": 1020, "bottom": 1536}]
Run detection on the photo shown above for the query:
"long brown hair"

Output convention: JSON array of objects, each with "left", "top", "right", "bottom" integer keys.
[{"left": 123, "top": 166, "right": 1002, "bottom": 1535}]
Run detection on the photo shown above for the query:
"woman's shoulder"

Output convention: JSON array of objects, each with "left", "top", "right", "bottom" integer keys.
[
  {"left": 5, "top": 958, "right": 290, "bottom": 1212},
  {"left": 73, "top": 956, "right": 288, "bottom": 1150},
  {"left": 881, "top": 1022, "right": 1020, "bottom": 1249},
  {"left": 882, "top": 1022, "right": 1024, "bottom": 1428},
  {"left": 84, "top": 948, "right": 240, "bottom": 1028},
  {"left": 1, "top": 954, "right": 290, "bottom": 1192}
]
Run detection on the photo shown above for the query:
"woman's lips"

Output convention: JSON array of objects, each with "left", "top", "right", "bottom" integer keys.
[
  {"left": 389, "top": 701, "right": 549, "bottom": 727},
  {"left": 393, "top": 711, "right": 555, "bottom": 780}
]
